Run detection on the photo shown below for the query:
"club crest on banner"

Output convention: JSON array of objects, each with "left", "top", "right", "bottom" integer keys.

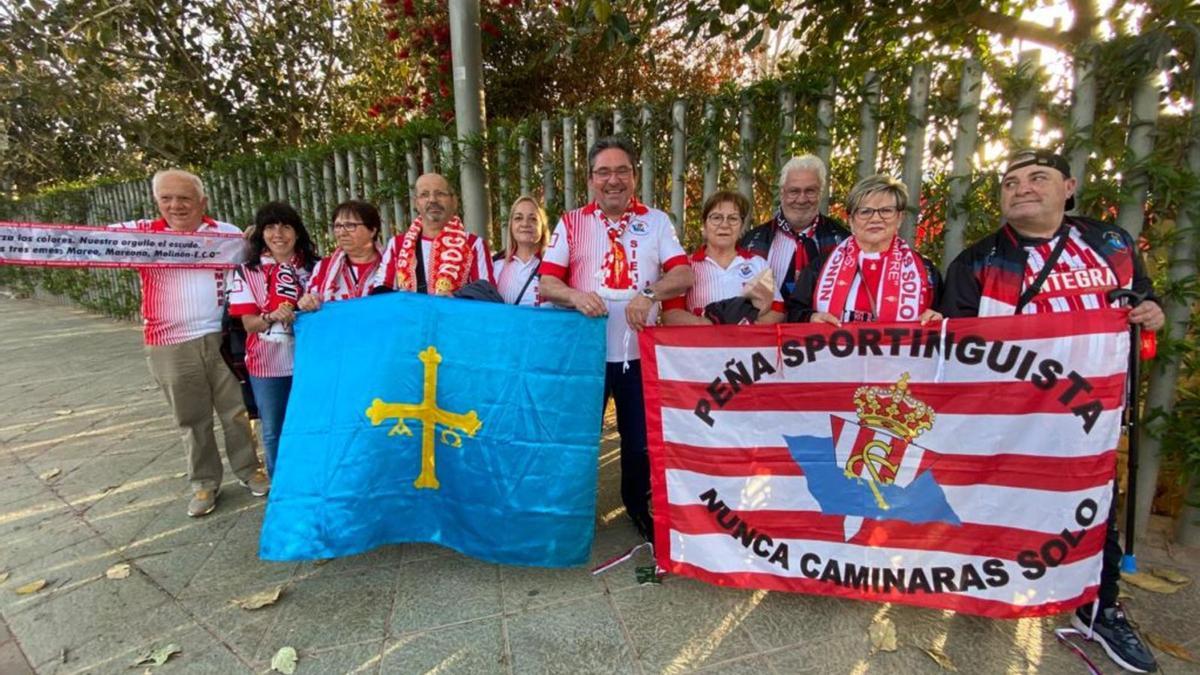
[{"left": 786, "top": 372, "right": 961, "bottom": 541}]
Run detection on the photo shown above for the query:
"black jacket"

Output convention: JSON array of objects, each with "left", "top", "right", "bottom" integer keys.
[
  {"left": 940, "top": 216, "right": 1155, "bottom": 318},
  {"left": 786, "top": 245, "right": 943, "bottom": 323},
  {"left": 738, "top": 213, "right": 849, "bottom": 294}
]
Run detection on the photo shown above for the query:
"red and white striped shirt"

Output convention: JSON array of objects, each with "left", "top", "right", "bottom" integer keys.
[
  {"left": 1017, "top": 228, "right": 1120, "bottom": 315},
  {"left": 228, "top": 262, "right": 313, "bottom": 378},
  {"left": 110, "top": 218, "right": 239, "bottom": 346},
  {"left": 374, "top": 234, "right": 494, "bottom": 291},
  {"left": 493, "top": 255, "right": 541, "bottom": 306},
  {"left": 540, "top": 202, "right": 688, "bottom": 362},
  {"left": 306, "top": 249, "right": 382, "bottom": 302},
  {"left": 664, "top": 248, "right": 783, "bottom": 316}
]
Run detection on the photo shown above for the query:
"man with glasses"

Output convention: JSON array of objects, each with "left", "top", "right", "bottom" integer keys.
[
  {"left": 539, "top": 136, "right": 693, "bottom": 541},
  {"left": 942, "top": 149, "right": 1164, "bottom": 674},
  {"left": 740, "top": 154, "right": 849, "bottom": 298},
  {"left": 111, "top": 169, "right": 268, "bottom": 517},
  {"left": 375, "top": 173, "right": 493, "bottom": 294}
]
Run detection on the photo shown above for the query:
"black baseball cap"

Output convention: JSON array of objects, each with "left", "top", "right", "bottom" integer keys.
[{"left": 1004, "top": 149, "right": 1075, "bottom": 210}]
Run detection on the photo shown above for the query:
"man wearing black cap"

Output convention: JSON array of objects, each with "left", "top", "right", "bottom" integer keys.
[{"left": 942, "top": 149, "right": 1164, "bottom": 673}]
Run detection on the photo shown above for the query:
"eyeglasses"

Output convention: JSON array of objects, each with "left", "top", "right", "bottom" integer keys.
[
  {"left": 592, "top": 166, "right": 634, "bottom": 180},
  {"left": 332, "top": 221, "right": 364, "bottom": 231},
  {"left": 705, "top": 213, "right": 743, "bottom": 226},
  {"left": 416, "top": 190, "right": 453, "bottom": 200},
  {"left": 783, "top": 187, "right": 820, "bottom": 200},
  {"left": 853, "top": 206, "right": 900, "bottom": 220}
]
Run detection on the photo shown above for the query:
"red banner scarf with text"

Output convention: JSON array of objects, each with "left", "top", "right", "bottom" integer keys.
[
  {"left": 813, "top": 235, "right": 928, "bottom": 322},
  {"left": 392, "top": 216, "right": 474, "bottom": 294}
]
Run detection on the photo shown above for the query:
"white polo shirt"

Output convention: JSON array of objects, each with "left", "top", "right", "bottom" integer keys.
[
  {"left": 539, "top": 202, "right": 688, "bottom": 362},
  {"left": 493, "top": 254, "right": 541, "bottom": 306}
]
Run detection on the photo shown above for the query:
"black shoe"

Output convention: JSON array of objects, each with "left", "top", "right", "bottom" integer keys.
[
  {"left": 1071, "top": 603, "right": 1158, "bottom": 673},
  {"left": 630, "top": 512, "right": 654, "bottom": 543}
]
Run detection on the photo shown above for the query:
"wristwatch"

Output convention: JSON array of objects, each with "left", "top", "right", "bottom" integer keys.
[{"left": 640, "top": 286, "right": 656, "bottom": 302}]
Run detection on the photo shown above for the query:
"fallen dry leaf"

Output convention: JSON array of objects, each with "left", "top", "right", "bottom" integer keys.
[
  {"left": 1123, "top": 571, "right": 1187, "bottom": 594},
  {"left": 105, "top": 563, "right": 131, "bottom": 580},
  {"left": 922, "top": 646, "right": 958, "bottom": 671},
  {"left": 869, "top": 617, "right": 898, "bottom": 653},
  {"left": 172, "top": 472, "right": 186, "bottom": 479},
  {"left": 1146, "top": 633, "right": 1199, "bottom": 664},
  {"left": 271, "top": 646, "right": 298, "bottom": 674},
  {"left": 1149, "top": 567, "right": 1191, "bottom": 586},
  {"left": 39, "top": 468, "right": 61, "bottom": 481},
  {"left": 0, "top": 570, "right": 9, "bottom": 584},
  {"left": 15, "top": 579, "right": 47, "bottom": 595},
  {"left": 54, "top": 409, "right": 73, "bottom": 416},
  {"left": 236, "top": 586, "right": 283, "bottom": 610},
  {"left": 131, "top": 643, "right": 181, "bottom": 667}
]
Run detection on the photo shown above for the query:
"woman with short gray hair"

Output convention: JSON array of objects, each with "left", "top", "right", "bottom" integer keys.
[{"left": 786, "top": 174, "right": 942, "bottom": 325}]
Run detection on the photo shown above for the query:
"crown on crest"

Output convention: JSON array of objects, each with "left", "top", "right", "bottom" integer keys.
[{"left": 853, "top": 373, "right": 935, "bottom": 440}]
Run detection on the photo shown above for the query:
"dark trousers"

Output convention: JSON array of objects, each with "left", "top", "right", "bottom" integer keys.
[
  {"left": 1099, "top": 492, "right": 1123, "bottom": 607},
  {"left": 604, "top": 360, "right": 652, "bottom": 533}
]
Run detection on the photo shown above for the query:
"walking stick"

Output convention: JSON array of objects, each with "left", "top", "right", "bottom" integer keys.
[{"left": 1108, "top": 289, "right": 1146, "bottom": 573}]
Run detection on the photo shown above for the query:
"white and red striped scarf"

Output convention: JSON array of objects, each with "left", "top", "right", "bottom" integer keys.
[
  {"left": 814, "top": 235, "right": 928, "bottom": 322},
  {"left": 392, "top": 216, "right": 474, "bottom": 294},
  {"left": 310, "top": 247, "right": 380, "bottom": 301}
]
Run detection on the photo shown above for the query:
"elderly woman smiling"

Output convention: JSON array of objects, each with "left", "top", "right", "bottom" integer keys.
[
  {"left": 786, "top": 174, "right": 942, "bottom": 325},
  {"left": 662, "top": 190, "right": 782, "bottom": 326}
]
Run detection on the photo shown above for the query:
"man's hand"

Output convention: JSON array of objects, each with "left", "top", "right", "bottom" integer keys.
[
  {"left": 1129, "top": 300, "right": 1165, "bottom": 331},
  {"left": 809, "top": 311, "right": 841, "bottom": 327},
  {"left": 297, "top": 294, "right": 321, "bottom": 312},
  {"left": 571, "top": 290, "right": 608, "bottom": 318},
  {"left": 626, "top": 294, "right": 654, "bottom": 332}
]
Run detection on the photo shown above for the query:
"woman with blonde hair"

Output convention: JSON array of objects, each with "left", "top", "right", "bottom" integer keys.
[{"left": 492, "top": 195, "right": 550, "bottom": 306}]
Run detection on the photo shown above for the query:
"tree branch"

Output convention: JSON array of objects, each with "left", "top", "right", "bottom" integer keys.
[{"left": 964, "top": 8, "right": 1075, "bottom": 49}]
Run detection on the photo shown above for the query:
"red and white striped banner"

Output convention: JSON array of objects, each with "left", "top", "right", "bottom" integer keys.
[
  {"left": 640, "top": 310, "right": 1128, "bottom": 618},
  {"left": 0, "top": 222, "right": 243, "bottom": 269}
]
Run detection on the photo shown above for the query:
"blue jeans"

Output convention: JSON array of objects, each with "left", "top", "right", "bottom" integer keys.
[{"left": 248, "top": 375, "right": 293, "bottom": 476}]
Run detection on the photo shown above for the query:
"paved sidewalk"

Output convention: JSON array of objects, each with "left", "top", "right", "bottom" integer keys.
[{"left": 1, "top": 294, "right": 1198, "bottom": 675}]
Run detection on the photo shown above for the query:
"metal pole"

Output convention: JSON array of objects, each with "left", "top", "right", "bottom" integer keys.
[
  {"left": 518, "top": 135, "right": 532, "bottom": 196},
  {"left": 422, "top": 138, "right": 436, "bottom": 174},
  {"left": 563, "top": 116, "right": 576, "bottom": 211},
  {"left": 406, "top": 145, "right": 420, "bottom": 221},
  {"left": 703, "top": 101, "right": 720, "bottom": 201},
  {"left": 586, "top": 116, "right": 599, "bottom": 156},
  {"left": 1010, "top": 50, "right": 1040, "bottom": 149},
  {"left": 335, "top": 150, "right": 349, "bottom": 203},
  {"left": 777, "top": 87, "right": 796, "bottom": 206},
  {"left": 670, "top": 99, "right": 687, "bottom": 238},
  {"left": 613, "top": 108, "right": 626, "bottom": 136},
  {"left": 856, "top": 70, "right": 881, "bottom": 181},
  {"left": 541, "top": 118, "right": 556, "bottom": 211},
  {"left": 450, "top": 0, "right": 492, "bottom": 237},
  {"left": 640, "top": 105, "right": 654, "bottom": 206},
  {"left": 900, "top": 63, "right": 931, "bottom": 244},
  {"left": 816, "top": 78, "right": 837, "bottom": 211},
  {"left": 1115, "top": 49, "right": 1166, "bottom": 241},
  {"left": 1066, "top": 41, "right": 1098, "bottom": 215},
  {"left": 497, "top": 127, "right": 511, "bottom": 223},
  {"left": 941, "top": 58, "right": 983, "bottom": 267},
  {"left": 738, "top": 100, "right": 755, "bottom": 208}
]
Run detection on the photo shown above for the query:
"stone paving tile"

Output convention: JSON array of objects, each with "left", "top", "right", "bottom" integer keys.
[
  {"left": 177, "top": 507, "right": 297, "bottom": 600},
  {"left": 175, "top": 588, "right": 288, "bottom": 666},
  {"left": 389, "top": 555, "right": 502, "bottom": 633},
  {"left": 612, "top": 578, "right": 761, "bottom": 673},
  {"left": 506, "top": 594, "right": 635, "bottom": 675},
  {"left": 293, "top": 639, "right": 384, "bottom": 674},
  {"left": 255, "top": 565, "right": 395, "bottom": 660},
  {"left": 381, "top": 619, "right": 505, "bottom": 674}
]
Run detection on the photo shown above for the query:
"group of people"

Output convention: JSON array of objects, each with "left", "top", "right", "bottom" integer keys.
[{"left": 129, "top": 134, "right": 1164, "bottom": 673}]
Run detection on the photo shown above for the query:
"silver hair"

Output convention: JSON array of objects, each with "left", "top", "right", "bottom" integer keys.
[
  {"left": 778, "top": 154, "right": 827, "bottom": 191},
  {"left": 845, "top": 174, "right": 908, "bottom": 216},
  {"left": 152, "top": 169, "right": 206, "bottom": 200}
]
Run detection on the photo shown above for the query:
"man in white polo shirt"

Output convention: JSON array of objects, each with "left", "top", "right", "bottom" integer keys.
[
  {"left": 112, "top": 169, "right": 269, "bottom": 517},
  {"left": 539, "top": 136, "right": 693, "bottom": 540}
]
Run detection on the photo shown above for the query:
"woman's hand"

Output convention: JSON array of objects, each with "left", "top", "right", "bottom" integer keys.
[
  {"left": 918, "top": 308, "right": 943, "bottom": 325},
  {"left": 297, "top": 294, "right": 321, "bottom": 312},
  {"left": 267, "top": 304, "right": 297, "bottom": 324},
  {"left": 744, "top": 282, "right": 774, "bottom": 313},
  {"left": 809, "top": 311, "right": 841, "bottom": 327}
]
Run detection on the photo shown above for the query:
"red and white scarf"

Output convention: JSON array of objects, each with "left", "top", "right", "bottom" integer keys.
[
  {"left": 813, "top": 235, "right": 928, "bottom": 322},
  {"left": 392, "top": 216, "right": 474, "bottom": 294},
  {"left": 264, "top": 255, "right": 303, "bottom": 311},
  {"left": 599, "top": 199, "right": 643, "bottom": 291},
  {"left": 311, "top": 247, "right": 380, "bottom": 301}
]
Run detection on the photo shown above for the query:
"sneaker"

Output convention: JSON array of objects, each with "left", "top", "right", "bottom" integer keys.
[
  {"left": 1071, "top": 603, "right": 1159, "bottom": 673},
  {"left": 240, "top": 469, "right": 271, "bottom": 497},
  {"left": 187, "top": 488, "right": 219, "bottom": 517}
]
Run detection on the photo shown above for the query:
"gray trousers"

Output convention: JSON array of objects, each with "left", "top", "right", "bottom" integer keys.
[{"left": 146, "top": 332, "right": 260, "bottom": 491}]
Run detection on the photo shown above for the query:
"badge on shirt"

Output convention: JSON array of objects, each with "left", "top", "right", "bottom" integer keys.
[
  {"left": 737, "top": 263, "right": 755, "bottom": 279},
  {"left": 629, "top": 221, "right": 649, "bottom": 235}
]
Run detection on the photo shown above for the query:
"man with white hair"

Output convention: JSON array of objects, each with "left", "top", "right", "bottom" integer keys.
[
  {"left": 111, "top": 169, "right": 269, "bottom": 517},
  {"left": 739, "top": 154, "right": 849, "bottom": 297}
]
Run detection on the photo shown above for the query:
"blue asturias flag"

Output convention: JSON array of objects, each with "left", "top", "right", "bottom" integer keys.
[{"left": 259, "top": 292, "right": 607, "bottom": 567}]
